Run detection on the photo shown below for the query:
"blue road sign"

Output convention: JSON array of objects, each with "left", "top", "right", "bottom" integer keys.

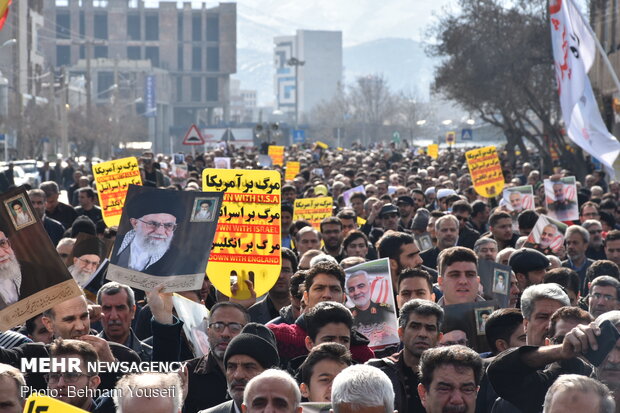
[
  {"left": 461, "top": 128, "right": 473, "bottom": 141},
  {"left": 292, "top": 129, "right": 306, "bottom": 143}
]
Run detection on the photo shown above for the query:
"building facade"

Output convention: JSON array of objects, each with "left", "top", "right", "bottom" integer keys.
[{"left": 274, "top": 30, "right": 342, "bottom": 125}]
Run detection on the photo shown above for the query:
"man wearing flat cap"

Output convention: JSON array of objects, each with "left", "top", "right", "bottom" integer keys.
[
  {"left": 200, "top": 323, "right": 280, "bottom": 413},
  {"left": 115, "top": 190, "right": 187, "bottom": 276},
  {"left": 68, "top": 236, "right": 104, "bottom": 288},
  {"left": 509, "top": 248, "right": 550, "bottom": 292}
]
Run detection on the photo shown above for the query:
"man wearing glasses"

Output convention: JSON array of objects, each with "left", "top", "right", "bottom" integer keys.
[
  {"left": 68, "top": 237, "right": 103, "bottom": 288},
  {"left": 116, "top": 192, "right": 186, "bottom": 276},
  {"left": 0, "top": 233, "right": 22, "bottom": 310},
  {"left": 45, "top": 338, "right": 101, "bottom": 411}
]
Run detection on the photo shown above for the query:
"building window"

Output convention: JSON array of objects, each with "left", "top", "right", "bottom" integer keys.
[
  {"left": 191, "top": 77, "right": 201, "bottom": 102},
  {"left": 97, "top": 72, "right": 114, "bottom": 98},
  {"left": 127, "top": 46, "right": 141, "bottom": 60},
  {"left": 145, "top": 47, "right": 160, "bottom": 67},
  {"left": 94, "top": 45, "right": 108, "bottom": 58},
  {"left": 192, "top": 47, "right": 202, "bottom": 71},
  {"left": 56, "top": 45, "right": 70, "bottom": 66},
  {"left": 127, "top": 15, "right": 140, "bottom": 40},
  {"left": 145, "top": 15, "right": 159, "bottom": 41},
  {"left": 94, "top": 13, "right": 108, "bottom": 40},
  {"left": 56, "top": 12, "right": 70, "bottom": 39},
  {"left": 177, "top": 45, "right": 184, "bottom": 70},
  {"left": 206, "top": 77, "right": 218, "bottom": 102},
  {"left": 206, "top": 46, "right": 219, "bottom": 71},
  {"left": 177, "top": 77, "right": 183, "bottom": 102},
  {"left": 177, "top": 14, "right": 183, "bottom": 40},
  {"left": 79, "top": 45, "right": 85, "bottom": 59},
  {"left": 206, "top": 15, "right": 219, "bottom": 41},
  {"left": 80, "top": 11, "right": 85, "bottom": 38},
  {"left": 192, "top": 15, "right": 202, "bottom": 41}
]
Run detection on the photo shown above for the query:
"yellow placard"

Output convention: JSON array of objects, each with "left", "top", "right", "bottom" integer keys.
[
  {"left": 92, "top": 157, "right": 142, "bottom": 227},
  {"left": 203, "top": 169, "right": 281, "bottom": 299},
  {"left": 428, "top": 144, "right": 438, "bottom": 159},
  {"left": 357, "top": 216, "right": 366, "bottom": 226},
  {"left": 466, "top": 146, "right": 505, "bottom": 198},
  {"left": 268, "top": 145, "right": 285, "bottom": 166},
  {"left": 315, "top": 141, "right": 329, "bottom": 149},
  {"left": 446, "top": 131, "right": 456, "bottom": 145},
  {"left": 23, "top": 394, "right": 87, "bottom": 412},
  {"left": 294, "top": 197, "right": 333, "bottom": 230},
  {"left": 285, "top": 161, "right": 300, "bottom": 182}
]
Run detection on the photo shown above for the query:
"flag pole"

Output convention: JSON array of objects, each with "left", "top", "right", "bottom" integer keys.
[{"left": 568, "top": 0, "right": 620, "bottom": 94}]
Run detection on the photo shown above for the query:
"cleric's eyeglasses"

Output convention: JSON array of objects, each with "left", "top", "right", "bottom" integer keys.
[
  {"left": 138, "top": 219, "right": 177, "bottom": 232},
  {"left": 77, "top": 257, "right": 100, "bottom": 268},
  {"left": 0, "top": 238, "right": 11, "bottom": 250},
  {"left": 44, "top": 372, "right": 90, "bottom": 383}
]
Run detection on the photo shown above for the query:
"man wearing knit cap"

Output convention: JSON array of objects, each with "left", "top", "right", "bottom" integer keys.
[
  {"left": 200, "top": 323, "right": 280, "bottom": 413},
  {"left": 68, "top": 236, "right": 104, "bottom": 288},
  {"left": 115, "top": 189, "right": 186, "bottom": 275}
]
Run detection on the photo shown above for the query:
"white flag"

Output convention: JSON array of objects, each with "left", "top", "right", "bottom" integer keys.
[{"left": 549, "top": 0, "right": 620, "bottom": 175}]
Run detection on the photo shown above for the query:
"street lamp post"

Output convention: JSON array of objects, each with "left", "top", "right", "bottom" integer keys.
[{"left": 287, "top": 57, "right": 305, "bottom": 127}]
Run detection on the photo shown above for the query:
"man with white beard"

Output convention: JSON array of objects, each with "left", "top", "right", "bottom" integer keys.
[
  {"left": 115, "top": 194, "right": 185, "bottom": 276},
  {"left": 67, "top": 237, "right": 103, "bottom": 288},
  {"left": 0, "top": 232, "right": 22, "bottom": 309}
]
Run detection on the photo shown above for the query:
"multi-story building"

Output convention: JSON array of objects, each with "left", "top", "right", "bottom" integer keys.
[
  {"left": 274, "top": 30, "right": 342, "bottom": 125},
  {"left": 40, "top": 0, "right": 236, "bottom": 153}
]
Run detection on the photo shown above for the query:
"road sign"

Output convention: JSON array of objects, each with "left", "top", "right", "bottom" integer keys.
[
  {"left": 461, "top": 128, "right": 473, "bottom": 141},
  {"left": 221, "top": 128, "right": 235, "bottom": 141},
  {"left": 292, "top": 129, "right": 306, "bottom": 143},
  {"left": 446, "top": 131, "right": 456, "bottom": 145},
  {"left": 183, "top": 124, "right": 205, "bottom": 145},
  {"left": 392, "top": 131, "right": 401, "bottom": 143}
]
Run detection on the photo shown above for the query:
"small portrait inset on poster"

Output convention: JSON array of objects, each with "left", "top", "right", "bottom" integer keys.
[
  {"left": 191, "top": 197, "right": 219, "bottom": 222},
  {"left": 475, "top": 307, "right": 494, "bottom": 335},
  {"left": 492, "top": 269, "right": 509, "bottom": 294},
  {"left": 417, "top": 234, "right": 433, "bottom": 252},
  {"left": 4, "top": 194, "right": 36, "bottom": 230}
]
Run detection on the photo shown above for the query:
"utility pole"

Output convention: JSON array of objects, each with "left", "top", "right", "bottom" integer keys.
[
  {"left": 287, "top": 57, "right": 305, "bottom": 127},
  {"left": 61, "top": 66, "right": 69, "bottom": 158}
]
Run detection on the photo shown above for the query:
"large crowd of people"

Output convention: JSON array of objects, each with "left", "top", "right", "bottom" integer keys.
[{"left": 0, "top": 142, "right": 619, "bottom": 413}]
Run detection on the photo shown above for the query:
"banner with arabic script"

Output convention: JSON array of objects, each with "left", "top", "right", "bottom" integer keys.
[
  {"left": 466, "top": 146, "right": 505, "bottom": 198},
  {"left": 92, "top": 157, "right": 142, "bottom": 227},
  {"left": 203, "top": 169, "right": 282, "bottom": 299},
  {"left": 293, "top": 197, "right": 333, "bottom": 230}
]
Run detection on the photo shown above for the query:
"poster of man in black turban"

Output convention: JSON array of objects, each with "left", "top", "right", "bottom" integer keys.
[{"left": 107, "top": 185, "right": 223, "bottom": 292}]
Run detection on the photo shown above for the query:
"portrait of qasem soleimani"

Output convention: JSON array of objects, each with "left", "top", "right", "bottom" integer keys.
[{"left": 112, "top": 188, "right": 201, "bottom": 276}]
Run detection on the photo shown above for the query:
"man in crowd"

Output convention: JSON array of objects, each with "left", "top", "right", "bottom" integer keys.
[
  {"left": 583, "top": 219, "right": 606, "bottom": 261},
  {"left": 509, "top": 248, "right": 550, "bottom": 291},
  {"left": 368, "top": 299, "right": 443, "bottom": 413},
  {"left": 320, "top": 217, "right": 344, "bottom": 261},
  {"left": 437, "top": 247, "right": 482, "bottom": 306},
  {"left": 396, "top": 267, "right": 435, "bottom": 309},
  {"left": 201, "top": 323, "right": 280, "bottom": 413},
  {"left": 421, "top": 215, "right": 459, "bottom": 270},
  {"left": 296, "top": 227, "right": 322, "bottom": 257},
  {"left": 299, "top": 343, "right": 352, "bottom": 402},
  {"left": 248, "top": 248, "right": 297, "bottom": 324},
  {"left": 417, "top": 346, "right": 483, "bottom": 413},
  {"left": 520, "top": 283, "right": 570, "bottom": 346},
  {"left": 46, "top": 338, "right": 101, "bottom": 411},
  {"left": 486, "top": 211, "right": 519, "bottom": 250},
  {"left": 588, "top": 276, "right": 620, "bottom": 318},
  {"left": 452, "top": 200, "right": 480, "bottom": 249},
  {"left": 331, "top": 365, "right": 395, "bottom": 413},
  {"left": 562, "top": 225, "right": 595, "bottom": 294},
  {"left": 543, "top": 375, "right": 615, "bottom": 413},
  {"left": 605, "top": 230, "right": 620, "bottom": 268},
  {"left": 28, "top": 189, "right": 64, "bottom": 246},
  {"left": 40, "top": 180, "right": 78, "bottom": 230},
  {"left": 473, "top": 238, "right": 498, "bottom": 262},
  {"left": 396, "top": 195, "right": 416, "bottom": 230},
  {"left": 376, "top": 231, "right": 424, "bottom": 293},
  {"left": 242, "top": 369, "right": 302, "bottom": 413},
  {"left": 113, "top": 372, "right": 184, "bottom": 413},
  {"left": 470, "top": 201, "right": 490, "bottom": 235},
  {"left": 96, "top": 281, "right": 152, "bottom": 361},
  {"left": 0, "top": 364, "right": 25, "bottom": 413},
  {"left": 75, "top": 187, "right": 103, "bottom": 226}
]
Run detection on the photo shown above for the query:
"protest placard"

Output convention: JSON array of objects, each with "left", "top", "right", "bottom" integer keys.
[
  {"left": 268, "top": 145, "right": 285, "bottom": 166},
  {"left": 477, "top": 260, "right": 511, "bottom": 308},
  {"left": 428, "top": 144, "right": 438, "bottom": 159},
  {"left": 107, "top": 186, "right": 222, "bottom": 293},
  {"left": 172, "top": 293, "right": 210, "bottom": 357},
  {"left": 214, "top": 157, "right": 231, "bottom": 169},
  {"left": 342, "top": 185, "right": 365, "bottom": 207},
  {"left": 284, "top": 161, "right": 300, "bottom": 182},
  {"left": 92, "top": 157, "right": 142, "bottom": 227},
  {"left": 442, "top": 300, "right": 498, "bottom": 353},
  {"left": 203, "top": 169, "right": 282, "bottom": 299},
  {"left": 344, "top": 258, "right": 399, "bottom": 349},
  {"left": 293, "top": 197, "right": 333, "bottom": 230},
  {"left": 466, "top": 146, "right": 505, "bottom": 197},
  {"left": 544, "top": 176, "right": 578, "bottom": 221},
  {"left": 524, "top": 215, "right": 568, "bottom": 256},
  {"left": 0, "top": 187, "right": 82, "bottom": 331}
]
